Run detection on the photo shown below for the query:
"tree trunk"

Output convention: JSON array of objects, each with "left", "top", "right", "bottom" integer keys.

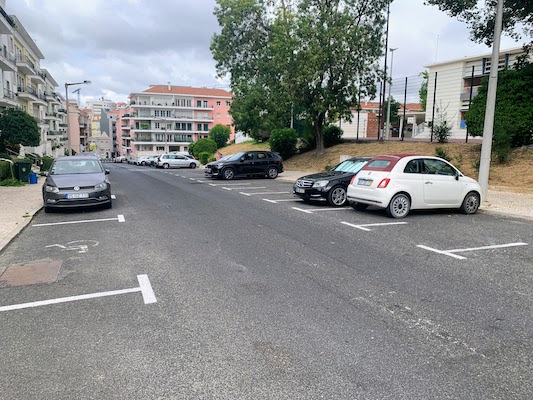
[{"left": 314, "top": 113, "right": 325, "bottom": 155}]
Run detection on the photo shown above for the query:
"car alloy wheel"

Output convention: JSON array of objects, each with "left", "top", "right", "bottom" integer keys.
[
  {"left": 328, "top": 185, "right": 347, "bottom": 206},
  {"left": 267, "top": 166, "right": 278, "bottom": 179},
  {"left": 387, "top": 193, "right": 410, "bottom": 218},
  {"left": 460, "top": 191, "right": 480, "bottom": 214},
  {"left": 163, "top": 163, "right": 170, "bottom": 169},
  {"left": 223, "top": 168, "right": 235, "bottom": 180},
  {"left": 189, "top": 163, "right": 196, "bottom": 169}
]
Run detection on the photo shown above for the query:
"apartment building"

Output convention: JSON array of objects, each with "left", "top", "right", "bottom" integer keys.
[
  {"left": 0, "top": 0, "right": 66, "bottom": 156},
  {"left": 424, "top": 47, "right": 528, "bottom": 140},
  {"left": 128, "top": 84, "right": 233, "bottom": 156}
]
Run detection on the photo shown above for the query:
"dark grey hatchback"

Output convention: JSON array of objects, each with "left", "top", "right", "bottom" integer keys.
[{"left": 42, "top": 156, "right": 112, "bottom": 212}]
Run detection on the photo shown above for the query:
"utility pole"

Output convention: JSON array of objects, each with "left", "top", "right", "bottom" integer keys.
[
  {"left": 478, "top": 0, "right": 504, "bottom": 202},
  {"left": 385, "top": 48, "right": 398, "bottom": 140}
]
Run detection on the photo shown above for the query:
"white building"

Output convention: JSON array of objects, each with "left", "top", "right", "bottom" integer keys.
[{"left": 424, "top": 47, "right": 527, "bottom": 140}]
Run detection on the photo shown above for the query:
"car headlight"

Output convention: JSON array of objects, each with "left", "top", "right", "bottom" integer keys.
[
  {"left": 45, "top": 185, "right": 59, "bottom": 193},
  {"left": 94, "top": 182, "right": 108, "bottom": 190},
  {"left": 312, "top": 180, "right": 328, "bottom": 188}
]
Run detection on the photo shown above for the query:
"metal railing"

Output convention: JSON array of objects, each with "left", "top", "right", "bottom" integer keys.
[
  {"left": 2, "top": 88, "right": 17, "bottom": 100},
  {"left": 16, "top": 55, "right": 35, "bottom": 70},
  {"left": 17, "top": 85, "right": 37, "bottom": 96},
  {"left": 0, "top": 6, "right": 16, "bottom": 28}
]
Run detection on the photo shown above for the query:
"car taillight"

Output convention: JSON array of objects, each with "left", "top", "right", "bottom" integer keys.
[
  {"left": 377, "top": 178, "right": 390, "bottom": 188},
  {"left": 350, "top": 176, "right": 357, "bottom": 185}
]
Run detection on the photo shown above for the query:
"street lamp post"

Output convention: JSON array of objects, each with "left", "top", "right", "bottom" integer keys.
[
  {"left": 385, "top": 48, "right": 398, "bottom": 140},
  {"left": 65, "top": 80, "right": 91, "bottom": 156}
]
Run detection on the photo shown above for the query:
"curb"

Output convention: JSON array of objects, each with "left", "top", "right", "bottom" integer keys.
[{"left": 0, "top": 204, "right": 43, "bottom": 254}]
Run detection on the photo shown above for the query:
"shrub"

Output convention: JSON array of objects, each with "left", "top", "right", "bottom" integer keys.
[
  {"left": 323, "top": 125, "right": 343, "bottom": 148},
  {"left": 209, "top": 124, "right": 231, "bottom": 149},
  {"left": 0, "top": 178, "right": 26, "bottom": 187},
  {"left": 40, "top": 156, "right": 54, "bottom": 172},
  {"left": 198, "top": 152, "right": 210, "bottom": 165},
  {"left": 0, "top": 152, "right": 13, "bottom": 160},
  {"left": 191, "top": 138, "right": 217, "bottom": 159},
  {"left": 0, "top": 160, "right": 14, "bottom": 181},
  {"left": 435, "top": 147, "right": 452, "bottom": 162},
  {"left": 269, "top": 128, "right": 298, "bottom": 160}
]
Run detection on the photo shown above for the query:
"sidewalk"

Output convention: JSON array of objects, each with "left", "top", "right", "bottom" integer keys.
[{"left": 1, "top": 172, "right": 531, "bottom": 254}]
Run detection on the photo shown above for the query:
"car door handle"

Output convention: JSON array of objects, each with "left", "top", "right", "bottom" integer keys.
[{"left": 425, "top": 181, "right": 433, "bottom": 184}]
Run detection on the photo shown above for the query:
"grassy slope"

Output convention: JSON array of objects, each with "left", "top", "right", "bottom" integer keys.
[{"left": 219, "top": 140, "right": 533, "bottom": 194}]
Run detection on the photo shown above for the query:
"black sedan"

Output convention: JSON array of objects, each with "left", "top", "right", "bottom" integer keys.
[
  {"left": 42, "top": 156, "right": 112, "bottom": 212},
  {"left": 293, "top": 157, "right": 371, "bottom": 206},
  {"left": 204, "top": 151, "right": 283, "bottom": 180}
]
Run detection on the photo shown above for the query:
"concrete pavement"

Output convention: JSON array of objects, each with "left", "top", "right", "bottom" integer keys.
[{"left": 0, "top": 170, "right": 531, "bottom": 254}]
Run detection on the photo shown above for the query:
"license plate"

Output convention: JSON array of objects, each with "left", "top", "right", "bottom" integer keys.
[
  {"left": 295, "top": 187, "right": 306, "bottom": 194},
  {"left": 357, "top": 179, "right": 372, "bottom": 186},
  {"left": 67, "top": 193, "right": 89, "bottom": 199}
]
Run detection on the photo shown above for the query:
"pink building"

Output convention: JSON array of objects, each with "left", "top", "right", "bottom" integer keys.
[{"left": 129, "top": 85, "right": 234, "bottom": 156}]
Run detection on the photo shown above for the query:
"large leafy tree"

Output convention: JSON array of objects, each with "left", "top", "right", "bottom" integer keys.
[
  {"left": 211, "top": 0, "right": 388, "bottom": 154},
  {"left": 209, "top": 124, "right": 232, "bottom": 148},
  {"left": 465, "top": 63, "right": 533, "bottom": 162},
  {"left": 425, "top": 0, "right": 532, "bottom": 47},
  {"left": 419, "top": 71, "right": 428, "bottom": 111},
  {"left": 0, "top": 108, "right": 40, "bottom": 153}
]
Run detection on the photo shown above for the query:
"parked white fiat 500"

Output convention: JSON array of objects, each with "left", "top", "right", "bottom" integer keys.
[{"left": 346, "top": 155, "right": 482, "bottom": 218}]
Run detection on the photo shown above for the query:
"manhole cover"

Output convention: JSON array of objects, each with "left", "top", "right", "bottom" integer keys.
[{"left": 0, "top": 259, "right": 62, "bottom": 288}]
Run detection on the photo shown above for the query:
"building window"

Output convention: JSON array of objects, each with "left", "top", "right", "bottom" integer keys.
[
  {"left": 226, "top": 101, "right": 231, "bottom": 106},
  {"left": 197, "top": 123, "right": 202, "bottom": 131},
  {"left": 196, "top": 100, "right": 201, "bottom": 107},
  {"left": 203, "top": 124, "right": 209, "bottom": 131},
  {"left": 156, "top": 146, "right": 164, "bottom": 151},
  {"left": 216, "top": 113, "right": 221, "bottom": 118},
  {"left": 203, "top": 101, "right": 208, "bottom": 108},
  {"left": 216, "top": 101, "right": 221, "bottom": 106},
  {"left": 187, "top": 123, "right": 192, "bottom": 131},
  {"left": 155, "top": 122, "right": 160, "bottom": 129}
]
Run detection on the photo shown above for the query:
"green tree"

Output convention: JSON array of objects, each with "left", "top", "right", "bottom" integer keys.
[
  {"left": 211, "top": 0, "right": 388, "bottom": 154},
  {"left": 382, "top": 97, "right": 401, "bottom": 125},
  {"left": 465, "top": 63, "right": 533, "bottom": 162},
  {"left": 0, "top": 108, "right": 40, "bottom": 153},
  {"left": 191, "top": 138, "right": 217, "bottom": 159},
  {"left": 269, "top": 128, "right": 298, "bottom": 160},
  {"left": 209, "top": 124, "right": 231, "bottom": 149},
  {"left": 425, "top": 0, "right": 533, "bottom": 47},
  {"left": 419, "top": 71, "right": 428, "bottom": 111}
]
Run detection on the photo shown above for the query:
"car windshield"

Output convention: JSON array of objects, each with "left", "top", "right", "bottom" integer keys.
[
  {"left": 50, "top": 159, "right": 104, "bottom": 175},
  {"left": 333, "top": 160, "right": 368, "bottom": 173},
  {"left": 227, "top": 152, "right": 246, "bottom": 161}
]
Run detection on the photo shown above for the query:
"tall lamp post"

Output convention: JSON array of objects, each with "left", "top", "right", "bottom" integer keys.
[
  {"left": 65, "top": 80, "right": 91, "bottom": 156},
  {"left": 385, "top": 48, "right": 398, "bottom": 140}
]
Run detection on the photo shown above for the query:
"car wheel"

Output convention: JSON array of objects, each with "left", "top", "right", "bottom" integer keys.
[
  {"left": 267, "top": 166, "right": 278, "bottom": 179},
  {"left": 460, "top": 191, "right": 480, "bottom": 214},
  {"left": 351, "top": 203, "right": 369, "bottom": 211},
  {"left": 163, "top": 163, "right": 170, "bottom": 169},
  {"left": 189, "top": 162, "right": 197, "bottom": 169},
  {"left": 327, "top": 185, "right": 347, "bottom": 206},
  {"left": 222, "top": 168, "right": 235, "bottom": 180},
  {"left": 386, "top": 193, "right": 411, "bottom": 218},
  {"left": 141, "top": 161, "right": 145, "bottom": 166}
]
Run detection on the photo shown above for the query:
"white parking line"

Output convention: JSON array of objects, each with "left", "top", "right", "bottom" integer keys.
[
  {"left": 0, "top": 274, "right": 156, "bottom": 312},
  {"left": 111, "top": 195, "right": 116, "bottom": 199},
  {"left": 33, "top": 215, "right": 125, "bottom": 227},
  {"left": 263, "top": 198, "right": 303, "bottom": 203},
  {"left": 417, "top": 242, "right": 528, "bottom": 260},
  {"left": 341, "top": 221, "right": 408, "bottom": 231},
  {"left": 292, "top": 206, "right": 351, "bottom": 213},
  {"left": 225, "top": 186, "right": 266, "bottom": 191},
  {"left": 240, "top": 191, "right": 290, "bottom": 196},
  {"left": 209, "top": 183, "right": 251, "bottom": 187}
]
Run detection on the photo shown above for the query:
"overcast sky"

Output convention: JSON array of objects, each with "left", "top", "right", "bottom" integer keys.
[{"left": 8, "top": 0, "right": 524, "bottom": 105}]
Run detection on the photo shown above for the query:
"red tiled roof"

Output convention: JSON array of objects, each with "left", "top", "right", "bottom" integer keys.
[{"left": 143, "top": 85, "right": 233, "bottom": 97}]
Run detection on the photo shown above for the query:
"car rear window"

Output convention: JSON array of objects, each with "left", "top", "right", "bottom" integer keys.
[{"left": 366, "top": 159, "right": 392, "bottom": 169}]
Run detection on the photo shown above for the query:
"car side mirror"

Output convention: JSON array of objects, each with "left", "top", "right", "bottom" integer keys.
[
  {"left": 105, "top": 169, "right": 110, "bottom": 175},
  {"left": 455, "top": 171, "right": 460, "bottom": 181},
  {"left": 240, "top": 156, "right": 245, "bottom": 162}
]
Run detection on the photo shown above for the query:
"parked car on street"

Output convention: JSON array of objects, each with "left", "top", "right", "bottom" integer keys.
[
  {"left": 42, "top": 155, "right": 112, "bottom": 212},
  {"left": 156, "top": 154, "right": 200, "bottom": 169},
  {"left": 140, "top": 155, "right": 159, "bottom": 166},
  {"left": 113, "top": 156, "right": 126, "bottom": 163},
  {"left": 346, "top": 155, "right": 482, "bottom": 218},
  {"left": 293, "top": 157, "right": 371, "bottom": 206},
  {"left": 204, "top": 151, "right": 283, "bottom": 180}
]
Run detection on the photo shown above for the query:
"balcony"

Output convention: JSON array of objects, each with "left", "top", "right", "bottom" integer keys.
[
  {"left": 121, "top": 125, "right": 131, "bottom": 130},
  {"left": 29, "top": 70, "right": 47, "bottom": 85},
  {"left": 0, "top": 5, "right": 15, "bottom": 34},
  {"left": 59, "top": 123, "right": 68, "bottom": 128},
  {"left": 16, "top": 55, "right": 36, "bottom": 75},
  {"left": 45, "top": 112, "right": 60, "bottom": 120},
  {"left": 47, "top": 131, "right": 64, "bottom": 136},
  {"left": 0, "top": 48, "right": 16, "bottom": 71},
  {"left": 0, "top": 89, "right": 18, "bottom": 107},
  {"left": 17, "top": 85, "right": 38, "bottom": 101}
]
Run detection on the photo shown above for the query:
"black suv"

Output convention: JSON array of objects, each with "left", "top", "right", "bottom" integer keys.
[
  {"left": 205, "top": 151, "right": 284, "bottom": 180},
  {"left": 293, "top": 157, "right": 371, "bottom": 206}
]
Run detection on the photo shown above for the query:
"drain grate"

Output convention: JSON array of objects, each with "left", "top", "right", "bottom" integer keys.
[{"left": 0, "top": 259, "right": 62, "bottom": 288}]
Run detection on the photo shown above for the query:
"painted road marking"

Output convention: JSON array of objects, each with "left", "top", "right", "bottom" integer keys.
[
  {"left": 417, "top": 242, "right": 528, "bottom": 260},
  {"left": 341, "top": 221, "right": 408, "bottom": 231},
  {"left": 225, "top": 186, "right": 266, "bottom": 191},
  {"left": 263, "top": 198, "right": 303, "bottom": 203},
  {"left": 293, "top": 207, "right": 351, "bottom": 213},
  {"left": 0, "top": 274, "right": 157, "bottom": 312},
  {"left": 33, "top": 215, "right": 125, "bottom": 227},
  {"left": 240, "top": 191, "right": 290, "bottom": 196},
  {"left": 189, "top": 178, "right": 196, "bottom": 180},
  {"left": 46, "top": 240, "right": 99, "bottom": 254},
  {"left": 208, "top": 183, "right": 251, "bottom": 187},
  {"left": 111, "top": 195, "right": 116, "bottom": 199}
]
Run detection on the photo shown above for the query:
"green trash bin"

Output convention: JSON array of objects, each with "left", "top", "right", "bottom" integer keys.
[{"left": 14, "top": 160, "right": 32, "bottom": 183}]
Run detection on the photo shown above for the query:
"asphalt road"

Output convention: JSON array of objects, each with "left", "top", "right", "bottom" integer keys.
[{"left": 0, "top": 163, "right": 532, "bottom": 399}]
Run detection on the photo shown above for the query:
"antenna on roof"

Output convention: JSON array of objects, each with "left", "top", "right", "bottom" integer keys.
[{"left": 167, "top": 82, "right": 171, "bottom": 90}]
